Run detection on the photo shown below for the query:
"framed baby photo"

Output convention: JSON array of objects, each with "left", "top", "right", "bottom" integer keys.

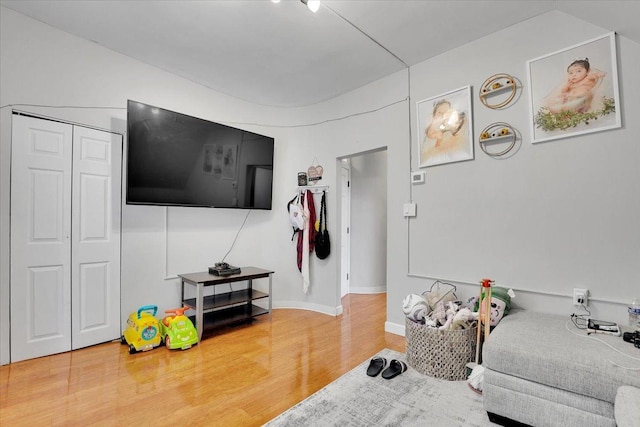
[
  {"left": 527, "top": 32, "right": 621, "bottom": 144},
  {"left": 416, "top": 86, "right": 473, "bottom": 168}
]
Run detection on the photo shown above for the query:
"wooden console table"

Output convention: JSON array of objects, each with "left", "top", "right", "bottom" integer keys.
[{"left": 178, "top": 267, "right": 273, "bottom": 340}]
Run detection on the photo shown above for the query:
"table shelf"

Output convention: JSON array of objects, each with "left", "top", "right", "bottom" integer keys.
[
  {"left": 189, "top": 304, "right": 269, "bottom": 330},
  {"left": 183, "top": 289, "right": 269, "bottom": 312},
  {"left": 178, "top": 267, "right": 273, "bottom": 340}
]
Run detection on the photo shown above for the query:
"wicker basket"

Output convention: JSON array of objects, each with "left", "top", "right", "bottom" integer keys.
[{"left": 405, "top": 317, "right": 477, "bottom": 381}]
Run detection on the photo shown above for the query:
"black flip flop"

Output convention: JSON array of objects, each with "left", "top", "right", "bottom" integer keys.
[
  {"left": 366, "top": 356, "right": 387, "bottom": 377},
  {"left": 381, "top": 359, "right": 407, "bottom": 379}
]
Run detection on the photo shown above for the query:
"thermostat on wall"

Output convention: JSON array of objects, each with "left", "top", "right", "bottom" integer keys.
[
  {"left": 403, "top": 203, "right": 417, "bottom": 217},
  {"left": 411, "top": 171, "right": 425, "bottom": 185}
]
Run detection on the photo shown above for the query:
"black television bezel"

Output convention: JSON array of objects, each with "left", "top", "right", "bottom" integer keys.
[{"left": 125, "top": 100, "right": 274, "bottom": 210}]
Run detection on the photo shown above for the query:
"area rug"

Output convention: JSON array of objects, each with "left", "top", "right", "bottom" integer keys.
[{"left": 264, "top": 348, "right": 493, "bottom": 426}]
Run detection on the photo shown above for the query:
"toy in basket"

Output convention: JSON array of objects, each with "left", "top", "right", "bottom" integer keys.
[
  {"left": 121, "top": 305, "right": 162, "bottom": 354},
  {"left": 159, "top": 306, "right": 198, "bottom": 350}
]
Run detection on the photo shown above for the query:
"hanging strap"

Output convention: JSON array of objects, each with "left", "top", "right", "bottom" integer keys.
[
  {"left": 323, "top": 191, "right": 327, "bottom": 231},
  {"left": 318, "top": 192, "right": 323, "bottom": 232},
  {"left": 319, "top": 191, "right": 327, "bottom": 232}
]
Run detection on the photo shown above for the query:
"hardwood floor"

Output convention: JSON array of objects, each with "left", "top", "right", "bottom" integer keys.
[{"left": 0, "top": 293, "right": 405, "bottom": 426}]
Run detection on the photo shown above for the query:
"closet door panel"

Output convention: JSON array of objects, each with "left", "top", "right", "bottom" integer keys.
[
  {"left": 71, "top": 126, "right": 122, "bottom": 350},
  {"left": 30, "top": 170, "right": 65, "bottom": 241},
  {"left": 78, "top": 262, "right": 109, "bottom": 331},
  {"left": 28, "top": 266, "right": 67, "bottom": 338},
  {"left": 11, "top": 115, "right": 72, "bottom": 362}
]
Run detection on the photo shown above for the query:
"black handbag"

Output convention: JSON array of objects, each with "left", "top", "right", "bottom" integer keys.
[{"left": 315, "top": 191, "right": 330, "bottom": 259}]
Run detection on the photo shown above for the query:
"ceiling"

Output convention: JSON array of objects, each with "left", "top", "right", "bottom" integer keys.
[{"left": 2, "top": 0, "right": 638, "bottom": 108}]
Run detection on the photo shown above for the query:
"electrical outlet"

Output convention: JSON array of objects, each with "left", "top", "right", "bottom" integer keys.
[{"left": 573, "top": 288, "right": 588, "bottom": 306}]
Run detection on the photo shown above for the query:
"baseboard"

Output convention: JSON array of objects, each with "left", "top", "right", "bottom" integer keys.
[
  {"left": 349, "top": 286, "right": 386, "bottom": 294},
  {"left": 272, "top": 300, "right": 340, "bottom": 316},
  {"left": 385, "top": 320, "right": 405, "bottom": 337}
]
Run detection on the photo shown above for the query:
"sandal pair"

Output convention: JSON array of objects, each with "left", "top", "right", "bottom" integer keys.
[{"left": 366, "top": 357, "right": 407, "bottom": 379}]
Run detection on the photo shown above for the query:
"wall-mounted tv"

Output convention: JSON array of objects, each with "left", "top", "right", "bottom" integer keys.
[{"left": 126, "top": 100, "right": 274, "bottom": 209}]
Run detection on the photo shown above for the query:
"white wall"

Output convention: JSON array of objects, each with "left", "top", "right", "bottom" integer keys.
[
  {"left": 349, "top": 149, "right": 387, "bottom": 294},
  {"left": 389, "top": 11, "right": 640, "bottom": 332},
  {"left": 2, "top": 6, "right": 638, "bottom": 364},
  {"left": 0, "top": 7, "right": 341, "bottom": 365}
]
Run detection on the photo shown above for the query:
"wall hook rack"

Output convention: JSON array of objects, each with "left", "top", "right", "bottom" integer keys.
[{"left": 297, "top": 185, "right": 329, "bottom": 194}]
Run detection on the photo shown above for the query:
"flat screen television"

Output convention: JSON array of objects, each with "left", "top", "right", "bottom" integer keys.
[{"left": 126, "top": 100, "right": 274, "bottom": 209}]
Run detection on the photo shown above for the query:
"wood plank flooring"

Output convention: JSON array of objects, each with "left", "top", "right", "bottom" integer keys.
[{"left": 0, "top": 293, "right": 405, "bottom": 426}]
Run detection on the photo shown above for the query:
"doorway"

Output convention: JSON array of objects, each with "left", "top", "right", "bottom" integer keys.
[
  {"left": 339, "top": 148, "right": 388, "bottom": 298},
  {"left": 340, "top": 159, "right": 351, "bottom": 298}
]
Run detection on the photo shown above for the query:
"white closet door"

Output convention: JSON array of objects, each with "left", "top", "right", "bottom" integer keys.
[
  {"left": 11, "top": 115, "right": 73, "bottom": 362},
  {"left": 11, "top": 116, "right": 122, "bottom": 362},
  {"left": 71, "top": 126, "right": 122, "bottom": 349}
]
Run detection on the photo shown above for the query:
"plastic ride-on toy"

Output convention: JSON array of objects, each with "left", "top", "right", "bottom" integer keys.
[
  {"left": 121, "top": 305, "right": 162, "bottom": 354},
  {"left": 159, "top": 306, "right": 198, "bottom": 350}
]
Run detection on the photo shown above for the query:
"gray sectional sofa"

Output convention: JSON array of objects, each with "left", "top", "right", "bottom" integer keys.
[{"left": 483, "top": 311, "right": 640, "bottom": 426}]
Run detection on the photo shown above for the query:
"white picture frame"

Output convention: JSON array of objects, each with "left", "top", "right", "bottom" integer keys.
[
  {"left": 416, "top": 86, "right": 474, "bottom": 168},
  {"left": 527, "top": 32, "right": 621, "bottom": 144}
]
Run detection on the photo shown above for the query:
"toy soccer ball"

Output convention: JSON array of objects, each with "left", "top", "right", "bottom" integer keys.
[{"left": 402, "top": 294, "right": 430, "bottom": 322}]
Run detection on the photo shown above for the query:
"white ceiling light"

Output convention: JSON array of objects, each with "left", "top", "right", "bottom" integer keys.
[{"left": 301, "top": 0, "right": 320, "bottom": 13}]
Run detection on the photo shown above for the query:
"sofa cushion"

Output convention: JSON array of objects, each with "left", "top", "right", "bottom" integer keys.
[
  {"left": 484, "top": 375, "right": 616, "bottom": 427},
  {"left": 615, "top": 386, "right": 640, "bottom": 427},
  {"left": 483, "top": 311, "right": 640, "bottom": 403}
]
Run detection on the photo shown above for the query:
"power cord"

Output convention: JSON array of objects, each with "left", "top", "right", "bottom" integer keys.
[
  {"left": 569, "top": 302, "right": 590, "bottom": 329},
  {"left": 565, "top": 311, "right": 640, "bottom": 371},
  {"left": 3, "top": 98, "right": 409, "bottom": 129},
  {"left": 221, "top": 209, "right": 251, "bottom": 263}
]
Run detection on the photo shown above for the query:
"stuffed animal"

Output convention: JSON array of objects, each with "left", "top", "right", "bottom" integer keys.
[
  {"left": 430, "top": 300, "right": 447, "bottom": 326},
  {"left": 439, "top": 301, "right": 459, "bottom": 330},
  {"left": 402, "top": 293, "right": 430, "bottom": 323},
  {"left": 475, "top": 286, "right": 515, "bottom": 327},
  {"left": 450, "top": 307, "right": 478, "bottom": 330},
  {"left": 424, "top": 318, "right": 437, "bottom": 328}
]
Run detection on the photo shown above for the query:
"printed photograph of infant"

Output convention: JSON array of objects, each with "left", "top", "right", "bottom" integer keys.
[
  {"left": 528, "top": 33, "right": 621, "bottom": 143},
  {"left": 544, "top": 58, "right": 605, "bottom": 114},
  {"left": 417, "top": 86, "right": 473, "bottom": 168}
]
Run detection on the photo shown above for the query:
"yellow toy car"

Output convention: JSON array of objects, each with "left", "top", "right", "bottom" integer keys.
[{"left": 121, "top": 305, "right": 162, "bottom": 354}]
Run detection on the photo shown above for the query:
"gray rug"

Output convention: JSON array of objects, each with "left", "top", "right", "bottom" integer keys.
[{"left": 264, "top": 348, "right": 493, "bottom": 426}]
